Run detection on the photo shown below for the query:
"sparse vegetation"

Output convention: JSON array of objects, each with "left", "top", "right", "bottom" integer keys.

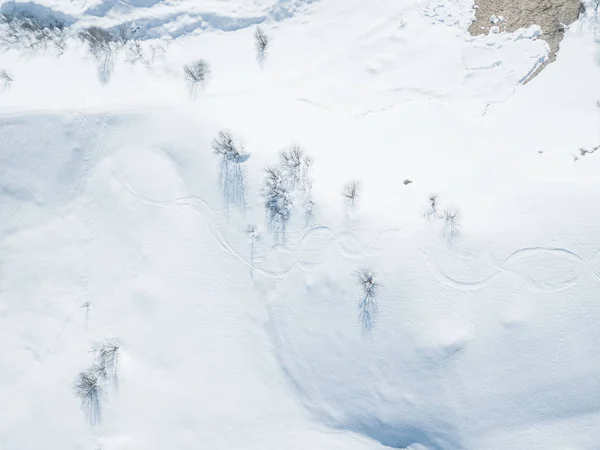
[
  {"left": 79, "top": 26, "right": 117, "bottom": 83},
  {"left": 356, "top": 268, "right": 380, "bottom": 333},
  {"left": 0, "top": 11, "right": 66, "bottom": 53}
]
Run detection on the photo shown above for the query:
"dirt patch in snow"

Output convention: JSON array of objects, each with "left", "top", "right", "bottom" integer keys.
[{"left": 468, "top": 0, "right": 582, "bottom": 78}]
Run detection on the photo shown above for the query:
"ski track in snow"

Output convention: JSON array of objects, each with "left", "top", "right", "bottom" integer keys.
[
  {"left": 75, "top": 111, "right": 405, "bottom": 281},
  {"left": 76, "top": 110, "right": 600, "bottom": 298},
  {"left": 424, "top": 245, "right": 600, "bottom": 293},
  {"left": 75, "top": 111, "right": 600, "bottom": 295}
]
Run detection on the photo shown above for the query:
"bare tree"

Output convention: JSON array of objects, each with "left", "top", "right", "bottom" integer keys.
[
  {"left": 263, "top": 145, "right": 314, "bottom": 239},
  {"left": 280, "top": 145, "right": 313, "bottom": 222},
  {"left": 264, "top": 166, "right": 292, "bottom": 242},
  {"left": 343, "top": 180, "right": 361, "bottom": 210},
  {"left": 184, "top": 59, "right": 211, "bottom": 96},
  {"left": 73, "top": 369, "right": 103, "bottom": 426},
  {"left": 212, "top": 131, "right": 249, "bottom": 210},
  {"left": 280, "top": 145, "right": 310, "bottom": 188},
  {"left": 254, "top": 26, "right": 269, "bottom": 67},
  {"left": 92, "top": 339, "right": 121, "bottom": 390},
  {"left": 79, "top": 26, "right": 117, "bottom": 83},
  {"left": 356, "top": 268, "right": 380, "bottom": 333}
]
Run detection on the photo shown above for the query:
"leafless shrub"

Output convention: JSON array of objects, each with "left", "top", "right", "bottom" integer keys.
[
  {"left": 1, "top": 70, "right": 12, "bottom": 90},
  {"left": 423, "top": 193, "right": 438, "bottom": 219},
  {"left": 184, "top": 59, "right": 211, "bottom": 96},
  {"left": 73, "top": 369, "right": 103, "bottom": 426},
  {"left": 356, "top": 268, "right": 380, "bottom": 333},
  {"left": 0, "top": 12, "right": 65, "bottom": 53},
  {"left": 254, "top": 26, "right": 269, "bottom": 67},
  {"left": 442, "top": 206, "right": 460, "bottom": 242},
  {"left": 124, "top": 38, "right": 144, "bottom": 63},
  {"left": 212, "top": 131, "right": 249, "bottom": 210},
  {"left": 79, "top": 26, "right": 117, "bottom": 83},
  {"left": 123, "top": 37, "right": 167, "bottom": 66},
  {"left": 343, "top": 180, "right": 361, "bottom": 210},
  {"left": 422, "top": 194, "right": 461, "bottom": 243}
]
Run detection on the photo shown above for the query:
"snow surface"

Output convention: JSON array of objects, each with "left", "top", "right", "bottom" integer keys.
[{"left": 2, "top": 0, "right": 600, "bottom": 449}]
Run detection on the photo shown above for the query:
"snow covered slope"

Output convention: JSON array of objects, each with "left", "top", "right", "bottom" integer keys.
[{"left": 2, "top": 0, "right": 600, "bottom": 449}]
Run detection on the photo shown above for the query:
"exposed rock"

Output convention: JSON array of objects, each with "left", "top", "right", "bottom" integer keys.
[{"left": 468, "top": 0, "right": 582, "bottom": 79}]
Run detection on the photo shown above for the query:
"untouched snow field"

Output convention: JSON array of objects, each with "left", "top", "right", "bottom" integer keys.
[{"left": 2, "top": 0, "right": 600, "bottom": 449}]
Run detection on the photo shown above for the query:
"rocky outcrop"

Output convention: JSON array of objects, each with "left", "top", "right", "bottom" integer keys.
[{"left": 469, "top": 0, "right": 582, "bottom": 78}]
